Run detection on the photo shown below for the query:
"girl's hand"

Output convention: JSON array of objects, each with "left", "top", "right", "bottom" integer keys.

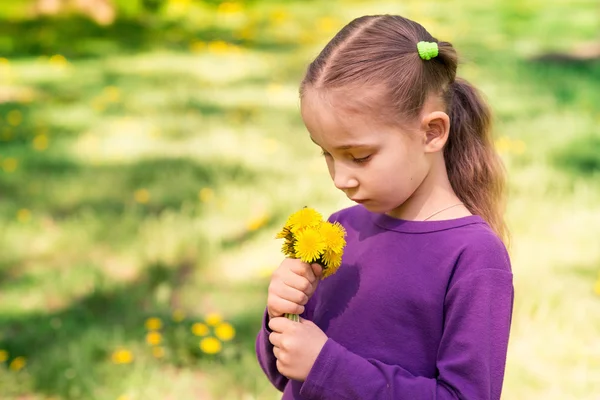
[
  {"left": 268, "top": 317, "right": 328, "bottom": 381},
  {"left": 267, "top": 258, "right": 323, "bottom": 319}
]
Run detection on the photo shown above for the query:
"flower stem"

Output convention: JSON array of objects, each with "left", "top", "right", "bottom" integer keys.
[{"left": 284, "top": 313, "right": 299, "bottom": 322}]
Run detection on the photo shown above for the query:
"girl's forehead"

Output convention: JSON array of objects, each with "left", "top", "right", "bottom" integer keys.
[{"left": 301, "top": 89, "right": 376, "bottom": 141}]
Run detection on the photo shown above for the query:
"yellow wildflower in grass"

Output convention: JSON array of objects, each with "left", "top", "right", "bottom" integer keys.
[
  {"left": 111, "top": 349, "right": 134, "bottom": 364},
  {"left": 594, "top": 279, "right": 600, "bottom": 296},
  {"left": 191, "top": 322, "right": 209, "bottom": 336},
  {"left": 172, "top": 309, "right": 185, "bottom": 322},
  {"left": 294, "top": 227, "right": 326, "bottom": 263},
  {"left": 146, "top": 332, "right": 162, "bottom": 346},
  {"left": 190, "top": 40, "right": 206, "bottom": 53},
  {"left": 205, "top": 313, "right": 222, "bottom": 326},
  {"left": 270, "top": 10, "right": 289, "bottom": 25},
  {"left": 103, "top": 86, "right": 121, "bottom": 102},
  {"left": 0, "top": 349, "right": 8, "bottom": 362},
  {"left": 145, "top": 317, "right": 162, "bottom": 331},
  {"left": 286, "top": 207, "right": 323, "bottom": 233},
  {"left": 134, "top": 189, "right": 150, "bottom": 204},
  {"left": 247, "top": 213, "right": 270, "bottom": 231},
  {"left": 199, "top": 187, "right": 214, "bottom": 203},
  {"left": 217, "top": 2, "right": 243, "bottom": 14},
  {"left": 152, "top": 346, "right": 165, "bottom": 359},
  {"left": 317, "top": 16, "right": 339, "bottom": 33},
  {"left": 319, "top": 222, "right": 346, "bottom": 253},
  {"left": 17, "top": 209, "right": 31, "bottom": 223},
  {"left": 208, "top": 40, "right": 231, "bottom": 54},
  {"left": 49, "top": 54, "right": 68, "bottom": 66},
  {"left": 7, "top": 110, "right": 22, "bottom": 126},
  {"left": 33, "top": 134, "right": 49, "bottom": 151},
  {"left": 200, "top": 337, "right": 222, "bottom": 354},
  {"left": 9, "top": 356, "right": 26, "bottom": 371},
  {"left": 2, "top": 158, "right": 18, "bottom": 172},
  {"left": 214, "top": 322, "right": 235, "bottom": 341}
]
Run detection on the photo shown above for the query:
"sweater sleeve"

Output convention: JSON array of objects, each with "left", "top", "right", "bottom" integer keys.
[
  {"left": 256, "top": 295, "right": 319, "bottom": 392},
  {"left": 299, "top": 267, "right": 514, "bottom": 400},
  {"left": 255, "top": 309, "right": 289, "bottom": 392}
]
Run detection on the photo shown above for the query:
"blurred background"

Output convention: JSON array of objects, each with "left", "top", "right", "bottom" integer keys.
[{"left": 0, "top": 0, "right": 599, "bottom": 399}]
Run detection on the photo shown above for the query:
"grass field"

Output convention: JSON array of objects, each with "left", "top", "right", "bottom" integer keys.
[{"left": 1, "top": 0, "right": 600, "bottom": 399}]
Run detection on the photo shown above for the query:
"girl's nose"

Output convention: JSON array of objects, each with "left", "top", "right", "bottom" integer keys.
[{"left": 332, "top": 165, "right": 359, "bottom": 191}]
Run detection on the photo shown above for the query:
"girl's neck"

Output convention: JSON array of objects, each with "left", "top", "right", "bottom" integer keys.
[{"left": 385, "top": 156, "right": 471, "bottom": 221}]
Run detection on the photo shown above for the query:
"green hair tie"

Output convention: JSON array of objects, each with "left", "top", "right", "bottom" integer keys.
[{"left": 417, "top": 41, "right": 439, "bottom": 60}]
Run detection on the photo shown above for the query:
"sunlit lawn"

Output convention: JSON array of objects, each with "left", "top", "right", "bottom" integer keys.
[{"left": 1, "top": 0, "right": 600, "bottom": 399}]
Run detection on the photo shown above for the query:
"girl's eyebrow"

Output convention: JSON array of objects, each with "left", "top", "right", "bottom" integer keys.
[{"left": 310, "top": 137, "right": 373, "bottom": 150}]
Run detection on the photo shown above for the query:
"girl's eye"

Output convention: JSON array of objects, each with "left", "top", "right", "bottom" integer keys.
[
  {"left": 321, "top": 149, "right": 332, "bottom": 157},
  {"left": 352, "top": 155, "right": 372, "bottom": 164}
]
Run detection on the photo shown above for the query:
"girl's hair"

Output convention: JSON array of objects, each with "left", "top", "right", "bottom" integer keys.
[{"left": 300, "top": 14, "right": 508, "bottom": 243}]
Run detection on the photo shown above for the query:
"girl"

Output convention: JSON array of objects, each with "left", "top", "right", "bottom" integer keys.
[{"left": 256, "top": 14, "right": 514, "bottom": 400}]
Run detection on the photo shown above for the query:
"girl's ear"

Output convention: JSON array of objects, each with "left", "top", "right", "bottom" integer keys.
[{"left": 422, "top": 111, "right": 450, "bottom": 153}]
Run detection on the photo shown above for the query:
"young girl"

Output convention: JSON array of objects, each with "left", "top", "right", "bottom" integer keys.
[{"left": 256, "top": 14, "right": 514, "bottom": 400}]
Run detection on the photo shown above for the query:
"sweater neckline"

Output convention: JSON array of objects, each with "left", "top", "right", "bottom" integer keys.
[{"left": 372, "top": 212, "right": 486, "bottom": 233}]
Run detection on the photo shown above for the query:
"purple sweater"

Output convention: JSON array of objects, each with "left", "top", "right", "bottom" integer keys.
[{"left": 256, "top": 205, "right": 514, "bottom": 399}]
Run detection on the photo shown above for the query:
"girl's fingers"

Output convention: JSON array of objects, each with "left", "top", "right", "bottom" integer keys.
[
  {"left": 269, "top": 332, "right": 282, "bottom": 347},
  {"left": 278, "top": 284, "right": 309, "bottom": 305},
  {"left": 283, "top": 272, "right": 313, "bottom": 297},
  {"left": 269, "top": 297, "right": 305, "bottom": 316}
]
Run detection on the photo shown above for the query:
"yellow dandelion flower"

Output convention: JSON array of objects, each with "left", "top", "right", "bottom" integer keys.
[
  {"left": 7, "top": 110, "right": 22, "bottom": 126},
  {"left": 319, "top": 222, "right": 346, "bottom": 253},
  {"left": 215, "top": 322, "right": 235, "bottom": 341},
  {"left": 0, "top": 349, "right": 8, "bottom": 362},
  {"left": 200, "top": 337, "right": 222, "bottom": 354},
  {"left": 191, "top": 322, "right": 209, "bottom": 336},
  {"left": 294, "top": 227, "right": 325, "bottom": 263},
  {"left": 103, "top": 86, "right": 121, "bottom": 102},
  {"left": 322, "top": 250, "right": 343, "bottom": 278},
  {"left": 199, "top": 187, "right": 214, "bottom": 203},
  {"left": 172, "top": 309, "right": 185, "bottom": 322},
  {"left": 208, "top": 40, "right": 230, "bottom": 54},
  {"left": 111, "top": 349, "right": 134, "bottom": 364},
  {"left": 9, "top": 356, "right": 26, "bottom": 371},
  {"left": 594, "top": 280, "right": 600, "bottom": 296},
  {"left": 286, "top": 207, "right": 323, "bottom": 233},
  {"left": 152, "top": 346, "right": 165, "bottom": 359},
  {"left": 190, "top": 40, "right": 206, "bottom": 53},
  {"left": 281, "top": 239, "right": 296, "bottom": 258},
  {"left": 247, "top": 213, "right": 269, "bottom": 231},
  {"left": 146, "top": 332, "right": 162, "bottom": 346},
  {"left": 2, "top": 158, "right": 18, "bottom": 172},
  {"left": 17, "top": 208, "right": 31, "bottom": 223},
  {"left": 275, "top": 225, "right": 291, "bottom": 239},
  {"left": 49, "top": 54, "right": 68, "bottom": 66},
  {"left": 145, "top": 317, "right": 162, "bottom": 331},
  {"left": 134, "top": 189, "right": 150, "bottom": 204},
  {"left": 205, "top": 313, "right": 222, "bottom": 326},
  {"left": 33, "top": 134, "right": 49, "bottom": 151}
]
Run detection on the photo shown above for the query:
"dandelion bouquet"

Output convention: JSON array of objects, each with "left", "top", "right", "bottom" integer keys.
[{"left": 276, "top": 207, "right": 346, "bottom": 322}]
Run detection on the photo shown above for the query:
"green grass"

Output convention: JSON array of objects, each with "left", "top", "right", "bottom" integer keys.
[{"left": 1, "top": 0, "right": 600, "bottom": 399}]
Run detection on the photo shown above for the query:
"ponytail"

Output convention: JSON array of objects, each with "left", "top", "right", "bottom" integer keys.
[{"left": 445, "top": 78, "right": 508, "bottom": 244}]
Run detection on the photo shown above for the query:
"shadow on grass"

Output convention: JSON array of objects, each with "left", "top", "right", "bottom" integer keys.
[
  {"left": 0, "top": 260, "right": 268, "bottom": 399},
  {"left": 0, "top": 15, "right": 302, "bottom": 59},
  {"left": 0, "top": 154, "right": 261, "bottom": 218},
  {"left": 523, "top": 58, "right": 600, "bottom": 109}
]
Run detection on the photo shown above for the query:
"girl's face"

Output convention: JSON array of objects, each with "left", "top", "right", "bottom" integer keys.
[{"left": 301, "top": 89, "right": 431, "bottom": 216}]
